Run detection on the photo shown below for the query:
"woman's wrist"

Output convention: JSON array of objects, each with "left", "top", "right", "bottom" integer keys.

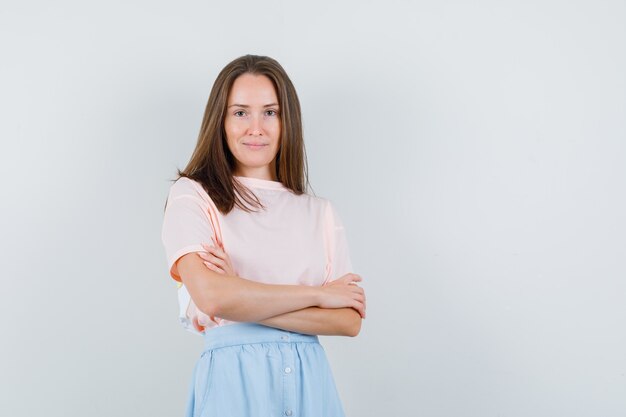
[{"left": 309, "top": 285, "right": 323, "bottom": 308}]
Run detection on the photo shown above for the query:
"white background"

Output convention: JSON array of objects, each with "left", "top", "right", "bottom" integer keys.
[{"left": 1, "top": 1, "right": 624, "bottom": 416}]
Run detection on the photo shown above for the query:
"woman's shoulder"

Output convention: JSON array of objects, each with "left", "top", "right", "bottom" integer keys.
[
  {"left": 167, "top": 176, "right": 210, "bottom": 201},
  {"left": 291, "top": 191, "right": 334, "bottom": 213},
  {"left": 295, "top": 194, "right": 347, "bottom": 231}
]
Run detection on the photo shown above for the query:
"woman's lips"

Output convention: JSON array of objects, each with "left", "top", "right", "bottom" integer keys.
[{"left": 244, "top": 143, "right": 268, "bottom": 150}]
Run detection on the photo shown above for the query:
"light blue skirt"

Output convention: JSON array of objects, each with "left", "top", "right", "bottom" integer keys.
[{"left": 184, "top": 322, "right": 346, "bottom": 417}]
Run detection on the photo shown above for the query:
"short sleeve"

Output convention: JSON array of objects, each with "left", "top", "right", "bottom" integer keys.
[
  {"left": 161, "top": 178, "right": 216, "bottom": 335},
  {"left": 161, "top": 178, "right": 215, "bottom": 282},
  {"left": 323, "top": 200, "right": 354, "bottom": 284}
]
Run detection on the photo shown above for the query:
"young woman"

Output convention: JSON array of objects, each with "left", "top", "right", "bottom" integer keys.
[{"left": 161, "top": 54, "right": 366, "bottom": 417}]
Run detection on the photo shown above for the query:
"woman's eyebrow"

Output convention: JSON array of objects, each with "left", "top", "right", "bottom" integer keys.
[{"left": 228, "top": 103, "right": 279, "bottom": 108}]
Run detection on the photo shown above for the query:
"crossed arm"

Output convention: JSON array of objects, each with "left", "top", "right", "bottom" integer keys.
[
  {"left": 258, "top": 305, "right": 362, "bottom": 337},
  {"left": 177, "top": 248, "right": 364, "bottom": 337}
]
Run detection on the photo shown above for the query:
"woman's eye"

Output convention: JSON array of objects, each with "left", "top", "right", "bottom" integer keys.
[
  {"left": 234, "top": 110, "right": 246, "bottom": 117},
  {"left": 266, "top": 110, "right": 278, "bottom": 116}
]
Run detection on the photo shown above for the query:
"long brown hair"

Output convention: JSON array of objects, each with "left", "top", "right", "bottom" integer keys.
[{"left": 168, "top": 54, "right": 311, "bottom": 214}]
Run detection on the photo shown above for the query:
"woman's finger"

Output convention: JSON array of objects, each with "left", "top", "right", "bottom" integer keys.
[
  {"left": 212, "top": 234, "right": 224, "bottom": 250},
  {"left": 202, "top": 242, "right": 236, "bottom": 277},
  {"left": 342, "top": 274, "right": 361, "bottom": 284},
  {"left": 203, "top": 243, "right": 228, "bottom": 261},
  {"left": 351, "top": 291, "right": 365, "bottom": 317},
  {"left": 206, "top": 262, "right": 225, "bottom": 274},
  {"left": 203, "top": 261, "right": 225, "bottom": 274},
  {"left": 208, "top": 245, "right": 226, "bottom": 258},
  {"left": 202, "top": 250, "right": 227, "bottom": 268},
  {"left": 352, "top": 300, "right": 365, "bottom": 319},
  {"left": 348, "top": 285, "right": 363, "bottom": 296},
  {"left": 198, "top": 249, "right": 226, "bottom": 266},
  {"left": 202, "top": 243, "right": 220, "bottom": 256}
]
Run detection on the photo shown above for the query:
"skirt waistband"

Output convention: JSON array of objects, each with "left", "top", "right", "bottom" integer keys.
[{"left": 202, "top": 322, "right": 320, "bottom": 350}]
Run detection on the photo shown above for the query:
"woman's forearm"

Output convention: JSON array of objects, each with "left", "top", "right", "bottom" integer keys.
[
  {"left": 212, "top": 276, "right": 324, "bottom": 323},
  {"left": 177, "top": 252, "right": 322, "bottom": 323},
  {"left": 257, "top": 306, "right": 362, "bottom": 337}
]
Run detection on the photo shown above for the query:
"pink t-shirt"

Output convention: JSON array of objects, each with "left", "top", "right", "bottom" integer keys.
[{"left": 161, "top": 175, "right": 353, "bottom": 335}]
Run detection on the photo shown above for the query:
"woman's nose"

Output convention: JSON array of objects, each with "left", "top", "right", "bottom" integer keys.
[{"left": 248, "top": 115, "right": 263, "bottom": 136}]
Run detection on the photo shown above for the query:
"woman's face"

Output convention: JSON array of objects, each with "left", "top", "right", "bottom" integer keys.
[{"left": 224, "top": 73, "right": 281, "bottom": 180}]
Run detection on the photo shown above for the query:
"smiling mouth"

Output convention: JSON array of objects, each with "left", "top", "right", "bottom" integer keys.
[{"left": 244, "top": 143, "right": 268, "bottom": 148}]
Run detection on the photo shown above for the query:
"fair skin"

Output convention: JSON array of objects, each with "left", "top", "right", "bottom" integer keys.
[
  {"left": 177, "top": 72, "right": 366, "bottom": 337},
  {"left": 196, "top": 237, "right": 365, "bottom": 336},
  {"left": 225, "top": 72, "right": 281, "bottom": 181}
]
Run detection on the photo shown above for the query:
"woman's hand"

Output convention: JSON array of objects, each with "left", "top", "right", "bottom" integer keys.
[
  {"left": 197, "top": 241, "right": 366, "bottom": 320},
  {"left": 197, "top": 235, "right": 236, "bottom": 276},
  {"left": 319, "top": 273, "right": 366, "bottom": 319}
]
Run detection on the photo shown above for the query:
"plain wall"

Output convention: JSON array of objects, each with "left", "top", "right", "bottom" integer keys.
[{"left": 1, "top": 1, "right": 624, "bottom": 416}]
